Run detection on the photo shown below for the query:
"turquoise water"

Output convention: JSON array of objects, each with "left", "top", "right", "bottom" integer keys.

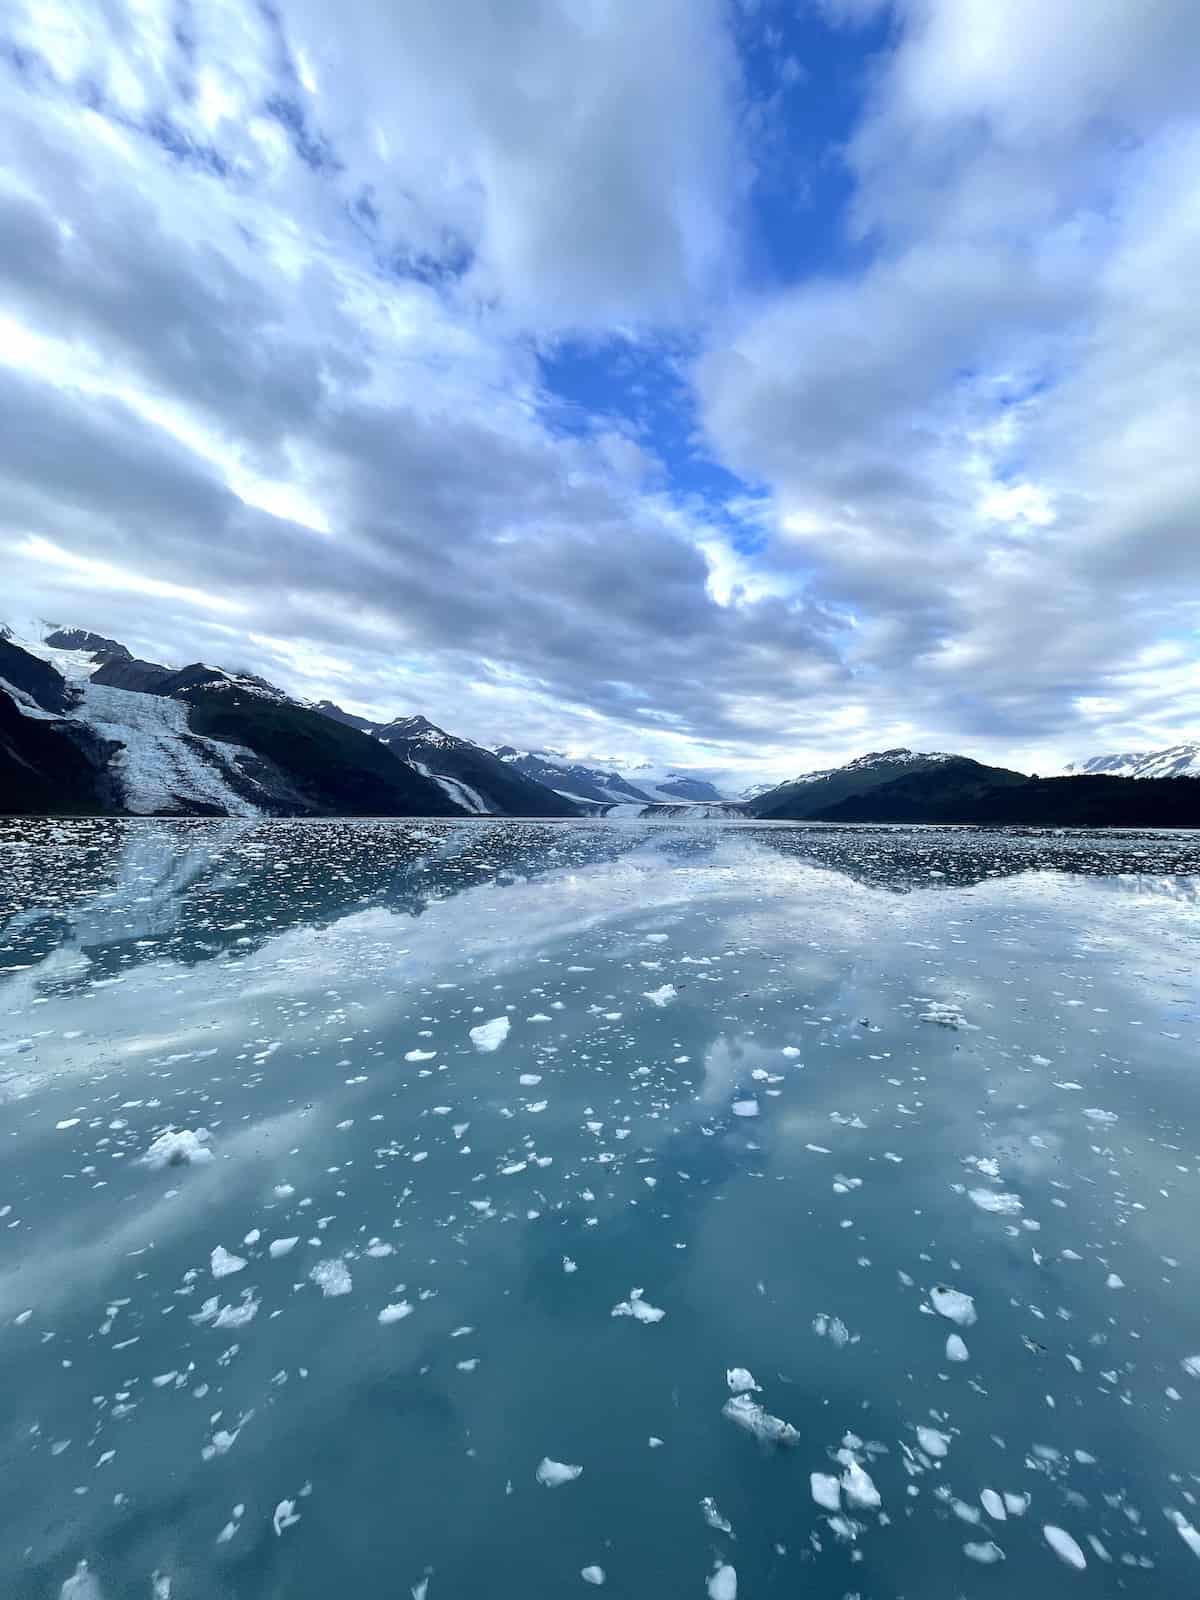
[{"left": 2, "top": 818, "right": 1200, "bottom": 1599}]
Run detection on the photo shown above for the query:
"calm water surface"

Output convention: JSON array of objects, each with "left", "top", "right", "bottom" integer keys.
[{"left": 2, "top": 818, "right": 1200, "bottom": 1599}]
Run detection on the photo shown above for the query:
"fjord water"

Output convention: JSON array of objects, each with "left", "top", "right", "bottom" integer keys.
[{"left": 3, "top": 820, "right": 1200, "bottom": 1600}]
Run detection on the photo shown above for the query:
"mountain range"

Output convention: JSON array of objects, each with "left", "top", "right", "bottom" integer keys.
[{"left": 2, "top": 625, "right": 1198, "bottom": 826}]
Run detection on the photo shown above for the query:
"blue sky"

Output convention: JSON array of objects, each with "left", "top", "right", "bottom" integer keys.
[{"left": 1, "top": 0, "right": 1198, "bottom": 783}]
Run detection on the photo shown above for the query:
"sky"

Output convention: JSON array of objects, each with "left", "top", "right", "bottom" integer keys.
[{"left": 1, "top": 0, "right": 1198, "bottom": 785}]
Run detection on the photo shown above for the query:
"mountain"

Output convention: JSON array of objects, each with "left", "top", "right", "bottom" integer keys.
[
  {"left": 1, "top": 631, "right": 462, "bottom": 818},
  {"left": 748, "top": 746, "right": 1200, "bottom": 827},
  {"left": 368, "top": 718, "right": 579, "bottom": 817},
  {"left": 1064, "top": 745, "right": 1200, "bottom": 779},
  {"left": 645, "top": 774, "right": 727, "bottom": 803},
  {"left": 747, "top": 749, "right": 970, "bottom": 819},
  {"left": 306, "top": 711, "right": 580, "bottom": 816},
  {"left": 494, "top": 747, "right": 656, "bottom": 806}
]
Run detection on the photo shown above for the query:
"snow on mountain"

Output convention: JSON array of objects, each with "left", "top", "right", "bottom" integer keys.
[
  {"left": 494, "top": 747, "right": 655, "bottom": 806},
  {"left": 1064, "top": 745, "right": 1200, "bottom": 779},
  {"left": 777, "top": 748, "right": 956, "bottom": 788}
]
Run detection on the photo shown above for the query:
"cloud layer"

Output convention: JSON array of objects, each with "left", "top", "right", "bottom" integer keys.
[{"left": 1, "top": 0, "right": 1197, "bottom": 777}]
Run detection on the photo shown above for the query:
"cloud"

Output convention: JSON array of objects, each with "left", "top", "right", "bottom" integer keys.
[
  {"left": 697, "top": 0, "right": 1200, "bottom": 765},
  {"left": 1, "top": 0, "right": 1197, "bottom": 779}
]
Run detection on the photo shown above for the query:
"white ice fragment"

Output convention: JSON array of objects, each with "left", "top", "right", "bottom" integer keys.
[
  {"left": 405, "top": 1049, "right": 436, "bottom": 1062},
  {"left": 841, "top": 1461, "right": 881, "bottom": 1510},
  {"left": 1043, "top": 1525, "right": 1086, "bottom": 1569},
  {"left": 930, "top": 1285, "right": 977, "bottom": 1326},
  {"left": 269, "top": 1237, "right": 299, "bottom": 1258},
  {"left": 643, "top": 985, "right": 677, "bottom": 1007},
  {"left": 1003, "top": 1493, "right": 1030, "bottom": 1516},
  {"left": 916, "top": 1426, "right": 950, "bottom": 1459},
  {"left": 945, "top": 1334, "right": 969, "bottom": 1362},
  {"left": 1167, "top": 1509, "right": 1200, "bottom": 1560},
  {"left": 918, "top": 1003, "right": 975, "bottom": 1029},
  {"left": 722, "top": 1393, "right": 799, "bottom": 1445},
  {"left": 141, "top": 1127, "right": 213, "bottom": 1169},
  {"left": 470, "top": 1017, "right": 510, "bottom": 1052},
  {"left": 210, "top": 1246, "right": 246, "bottom": 1279},
  {"left": 1106, "top": 1273, "right": 1124, "bottom": 1289},
  {"left": 731, "top": 1099, "right": 759, "bottom": 1118},
  {"left": 1083, "top": 1107, "right": 1118, "bottom": 1124},
  {"left": 981, "top": 1489, "right": 1006, "bottom": 1521},
  {"left": 310, "top": 1260, "right": 352, "bottom": 1297},
  {"left": 964, "top": 1541, "right": 1004, "bottom": 1564},
  {"left": 581, "top": 1567, "right": 606, "bottom": 1585},
  {"left": 519, "top": 1074, "right": 542, "bottom": 1086},
  {"left": 726, "top": 1367, "right": 760, "bottom": 1394},
  {"left": 1182, "top": 1355, "right": 1200, "bottom": 1379},
  {"left": 968, "top": 1190, "right": 1023, "bottom": 1215},
  {"left": 378, "top": 1302, "right": 413, "bottom": 1324},
  {"left": 811, "top": 1472, "right": 841, "bottom": 1511},
  {"left": 563, "top": 1257, "right": 578, "bottom": 1274},
  {"left": 706, "top": 1563, "right": 736, "bottom": 1600},
  {"left": 536, "top": 1457, "right": 582, "bottom": 1487},
  {"left": 813, "top": 1313, "right": 851, "bottom": 1347},
  {"left": 700, "top": 1496, "right": 733, "bottom": 1533},
  {"left": 59, "top": 1561, "right": 103, "bottom": 1599},
  {"left": 273, "top": 1500, "right": 300, "bottom": 1536},
  {"left": 611, "top": 1288, "right": 665, "bottom": 1324}
]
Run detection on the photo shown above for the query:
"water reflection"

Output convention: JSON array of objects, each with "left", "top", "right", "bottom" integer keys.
[{"left": 0, "top": 819, "right": 1198, "bottom": 1599}]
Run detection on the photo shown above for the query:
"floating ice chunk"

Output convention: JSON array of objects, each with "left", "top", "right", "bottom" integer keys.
[
  {"left": 643, "top": 985, "right": 677, "bottom": 1007},
  {"left": 981, "top": 1490, "right": 1006, "bottom": 1520},
  {"left": 726, "top": 1368, "right": 760, "bottom": 1394},
  {"left": 211, "top": 1246, "right": 246, "bottom": 1279},
  {"left": 519, "top": 1074, "right": 542, "bottom": 1086},
  {"left": 378, "top": 1302, "right": 413, "bottom": 1324},
  {"left": 918, "top": 1003, "right": 975, "bottom": 1029},
  {"left": 214, "top": 1294, "right": 259, "bottom": 1329},
  {"left": 612, "top": 1288, "right": 665, "bottom": 1323},
  {"left": 706, "top": 1563, "right": 736, "bottom": 1600},
  {"left": 1167, "top": 1509, "right": 1200, "bottom": 1560},
  {"left": 141, "top": 1127, "right": 212, "bottom": 1169},
  {"left": 700, "top": 1496, "right": 733, "bottom": 1534},
  {"left": 469, "top": 1017, "right": 510, "bottom": 1052},
  {"left": 581, "top": 1568, "right": 606, "bottom": 1586},
  {"left": 1043, "top": 1525, "right": 1086, "bottom": 1569},
  {"left": 310, "top": 1260, "right": 352, "bottom": 1297},
  {"left": 59, "top": 1561, "right": 103, "bottom": 1599},
  {"left": 722, "top": 1393, "right": 799, "bottom": 1445},
  {"left": 964, "top": 1541, "right": 1004, "bottom": 1564},
  {"left": 916, "top": 1426, "right": 950, "bottom": 1458},
  {"left": 411, "top": 1582, "right": 428, "bottom": 1600},
  {"left": 269, "top": 1237, "right": 299, "bottom": 1258},
  {"left": 536, "top": 1457, "right": 582, "bottom": 1487},
  {"left": 1083, "top": 1108, "right": 1117, "bottom": 1124},
  {"left": 968, "top": 1190, "right": 1023, "bottom": 1215},
  {"left": 1105, "top": 1273, "right": 1124, "bottom": 1289},
  {"left": 841, "top": 1461, "right": 881, "bottom": 1510},
  {"left": 1182, "top": 1355, "right": 1200, "bottom": 1379},
  {"left": 945, "top": 1334, "right": 969, "bottom": 1362},
  {"left": 563, "top": 1257, "right": 578, "bottom": 1274},
  {"left": 731, "top": 1099, "right": 759, "bottom": 1118},
  {"left": 811, "top": 1473, "right": 841, "bottom": 1511},
  {"left": 56, "top": 1119, "right": 80, "bottom": 1130},
  {"left": 273, "top": 1500, "right": 300, "bottom": 1536},
  {"left": 1003, "top": 1493, "right": 1030, "bottom": 1516},
  {"left": 813, "top": 1313, "right": 852, "bottom": 1347},
  {"left": 930, "top": 1285, "right": 976, "bottom": 1326},
  {"left": 405, "top": 1050, "right": 436, "bottom": 1062}
]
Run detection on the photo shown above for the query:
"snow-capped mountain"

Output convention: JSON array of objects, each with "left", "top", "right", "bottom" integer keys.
[
  {"left": 747, "top": 748, "right": 965, "bottom": 819},
  {"left": 1, "top": 627, "right": 462, "bottom": 819},
  {"left": 307, "top": 710, "right": 579, "bottom": 815},
  {"left": 1064, "top": 745, "right": 1200, "bottom": 779},
  {"left": 494, "top": 747, "right": 656, "bottom": 807}
]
